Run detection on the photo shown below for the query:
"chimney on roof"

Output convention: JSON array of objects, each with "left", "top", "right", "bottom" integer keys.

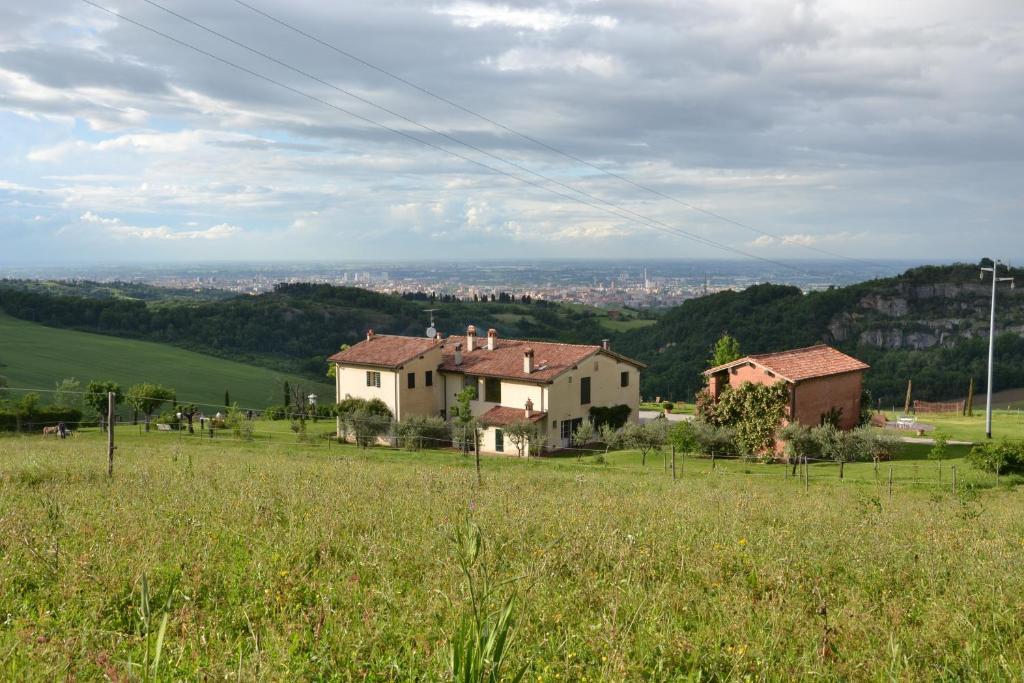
[
  {"left": 602, "top": 338, "right": 610, "bottom": 351},
  {"left": 525, "top": 398, "right": 534, "bottom": 418},
  {"left": 454, "top": 342, "right": 463, "bottom": 366},
  {"left": 487, "top": 328, "right": 497, "bottom": 351},
  {"left": 523, "top": 347, "right": 534, "bottom": 374},
  {"left": 366, "top": 329, "right": 375, "bottom": 341},
  {"left": 466, "top": 325, "right": 477, "bottom": 352}
]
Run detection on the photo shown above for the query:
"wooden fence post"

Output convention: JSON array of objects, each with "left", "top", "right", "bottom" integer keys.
[
  {"left": 952, "top": 465, "right": 957, "bottom": 493},
  {"left": 475, "top": 434, "right": 481, "bottom": 485},
  {"left": 803, "top": 456, "right": 809, "bottom": 492},
  {"left": 671, "top": 445, "right": 676, "bottom": 480},
  {"left": 107, "top": 391, "right": 115, "bottom": 477},
  {"left": 888, "top": 464, "right": 893, "bottom": 501}
]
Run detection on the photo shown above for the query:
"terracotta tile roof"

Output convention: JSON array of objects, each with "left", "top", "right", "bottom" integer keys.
[
  {"left": 479, "top": 405, "right": 548, "bottom": 427},
  {"left": 328, "top": 334, "right": 440, "bottom": 369},
  {"left": 440, "top": 338, "right": 609, "bottom": 383},
  {"left": 704, "top": 344, "right": 869, "bottom": 383}
]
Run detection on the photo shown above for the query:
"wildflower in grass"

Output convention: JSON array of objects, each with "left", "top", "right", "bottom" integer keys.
[{"left": 738, "top": 538, "right": 747, "bottom": 546}]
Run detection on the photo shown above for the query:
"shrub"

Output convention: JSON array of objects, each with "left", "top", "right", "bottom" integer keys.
[
  {"left": 345, "top": 411, "right": 392, "bottom": 448},
  {"left": 598, "top": 424, "right": 625, "bottom": 453},
  {"left": 692, "top": 420, "right": 738, "bottom": 457},
  {"left": 698, "top": 381, "right": 789, "bottom": 455},
  {"left": 154, "top": 409, "right": 181, "bottom": 428},
  {"left": 225, "top": 404, "right": 254, "bottom": 441},
  {"left": 968, "top": 440, "right": 1024, "bottom": 474},
  {"left": 807, "top": 425, "right": 900, "bottom": 464},
  {"left": 263, "top": 405, "right": 287, "bottom": 421},
  {"left": 588, "top": 404, "right": 632, "bottom": 430},
  {"left": 395, "top": 416, "right": 451, "bottom": 450},
  {"left": 667, "top": 421, "right": 698, "bottom": 454},
  {"left": 622, "top": 419, "right": 670, "bottom": 466},
  {"left": 0, "top": 406, "right": 84, "bottom": 432},
  {"left": 780, "top": 423, "right": 817, "bottom": 459}
]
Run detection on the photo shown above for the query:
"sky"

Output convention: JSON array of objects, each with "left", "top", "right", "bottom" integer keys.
[{"left": 1, "top": 0, "right": 1022, "bottom": 265}]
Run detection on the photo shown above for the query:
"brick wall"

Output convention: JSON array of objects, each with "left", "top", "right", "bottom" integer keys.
[
  {"left": 724, "top": 362, "right": 863, "bottom": 430},
  {"left": 791, "top": 372, "right": 863, "bottom": 430}
]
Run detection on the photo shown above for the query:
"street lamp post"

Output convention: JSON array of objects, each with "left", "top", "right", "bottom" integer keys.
[{"left": 980, "top": 260, "right": 1015, "bottom": 439}]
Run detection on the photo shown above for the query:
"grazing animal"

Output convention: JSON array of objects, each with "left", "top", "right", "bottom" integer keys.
[{"left": 42, "top": 426, "right": 58, "bottom": 436}]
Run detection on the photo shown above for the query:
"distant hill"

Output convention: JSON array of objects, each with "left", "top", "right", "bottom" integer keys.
[
  {"left": 4, "top": 263, "right": 1021, "bottom": 406},
  {"left": 0, "top": 281, "right": 615, "bottom": 380},
  {"left": 0, "top": 312, "right": 330, "bottom": 409},
  {"left": 614, "top": 262, "right": 1024, "bottom": 403},
  {"left": 0, "top": 278, "right": 235, "bottom": 302}
]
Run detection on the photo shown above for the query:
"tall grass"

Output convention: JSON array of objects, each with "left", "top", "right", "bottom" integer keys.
[{"left": 1, "top": 433, "right": 1024, "bottom": 679}]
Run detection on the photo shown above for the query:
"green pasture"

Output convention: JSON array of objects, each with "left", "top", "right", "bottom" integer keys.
[
  {"left": 0, "top": 313, "right": 331, "bottom": 409},
  {"left": 3, "top": 430, "right": 1024, "bottom": 679},
  {"left": 884, "top": 409, "right": 1024, "bottom": 443},
  {"left": 640, "top": 401, "right": 696, "bottom": 414}
]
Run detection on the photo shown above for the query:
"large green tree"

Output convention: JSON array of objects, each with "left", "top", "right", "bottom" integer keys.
[
  {"left": 125, "top": 383, "right": 175, "bottom": 431},
  {"left": 85, "top": 380, "right": 123, "bottom": 432}
]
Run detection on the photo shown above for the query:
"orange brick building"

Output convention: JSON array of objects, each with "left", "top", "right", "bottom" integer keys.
[{"left": 703, "top": 344, "right": 869, "bottom": 430}]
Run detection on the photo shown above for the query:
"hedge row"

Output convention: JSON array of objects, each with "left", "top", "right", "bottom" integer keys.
[{"left": 0, "top": 408, "right": 84, "bottom": 432}]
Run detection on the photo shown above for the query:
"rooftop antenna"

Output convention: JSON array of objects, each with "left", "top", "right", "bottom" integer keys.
[{"left": 424, "top": 308, "right": 439, "bottom": 338}]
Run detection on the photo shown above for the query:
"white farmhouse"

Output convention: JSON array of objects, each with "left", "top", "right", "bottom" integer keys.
[{"left": 329, "top": 326, "right": 644, "bottom": 454}]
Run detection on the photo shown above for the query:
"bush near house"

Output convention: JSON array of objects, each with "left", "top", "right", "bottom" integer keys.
[
  {"left": 395, "top": 416, "right": 451, "bottom": 451},
  {"left": 588, "top": 404, "right": 632, "bottom": 430},
  {"left": 779, "top": 424, "right": 902, "bottom": 463},
  {"left": 968, "top": 439, "right": 1024, "bottom": 474},
  {"left": 697, "top": 381, "right": 789, "bottom": 455}
]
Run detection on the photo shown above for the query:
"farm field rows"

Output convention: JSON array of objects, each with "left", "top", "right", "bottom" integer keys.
[
  {"left": 0, "top": 313, "right": 331, "bottom": 409},
  {"left": 2, "top": 431, "right": 1023, "bottom": 680}
]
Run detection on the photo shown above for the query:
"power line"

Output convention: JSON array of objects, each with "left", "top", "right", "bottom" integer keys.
[
  {"left": 79, "top": 0, "right": 821, "bottom": 276},
  {"left": 229, "top": 0, "right": 887, "bottom": 271}
]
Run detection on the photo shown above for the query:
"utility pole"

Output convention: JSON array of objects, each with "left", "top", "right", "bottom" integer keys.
[{"left": 980, "top": 259, "right": 1015, "bottom": 439}]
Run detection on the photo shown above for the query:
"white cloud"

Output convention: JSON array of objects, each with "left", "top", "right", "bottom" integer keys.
[
  {"left": 433, "top": 2, "right": 616, "bottom": 31},
  {"left": 491, "top": 48, "right": 621, "bottom": 77},
  {"left": 107, "top": 222, "right": 242, "bottom": 241},
  {"left": 77, "top": 211, "right": 241, "bottom": 240}
]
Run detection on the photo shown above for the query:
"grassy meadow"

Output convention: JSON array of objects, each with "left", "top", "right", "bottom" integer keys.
[
  {"left": 886, "top": 408, "right": 1024, "bottom": 443},
  {"left": 3, "top": 430, "right": 1024, "bottom": 680},
  {"left": 0, "top": 313, "right": 331, "bottom": 408}
]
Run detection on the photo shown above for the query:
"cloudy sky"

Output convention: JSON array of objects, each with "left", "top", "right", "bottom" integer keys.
[{"left": 1, "top": 0, "right": 1022, "bottom": 264}]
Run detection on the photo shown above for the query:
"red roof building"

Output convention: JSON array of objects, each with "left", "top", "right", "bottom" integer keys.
[
  {"left": 704, "top": 344, "right": 869, "bottom": 430},
  {"left": 329, "top": 326, "right": 645, "bottom": 454}
]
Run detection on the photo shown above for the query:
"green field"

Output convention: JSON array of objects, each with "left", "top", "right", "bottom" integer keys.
[
  {"left": 0, "top": 313, "right": 331, "bottom": 409},
  {"left": 640, "top": 401, "right": 696, "bottom": 415},
  {"left": 2, "top": 430, "right": 1023, "bottom": 679},
  {"left": 885, "top": 409, "right": 1024, "bottom": 443}
]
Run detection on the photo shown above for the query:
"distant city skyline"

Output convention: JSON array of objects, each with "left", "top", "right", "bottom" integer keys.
[
  {"left": 2, "top": 1, "right": 1023, "bottom": 264},
  {"left": 0, "top": 257, "right": 922, "bottom": 309}
]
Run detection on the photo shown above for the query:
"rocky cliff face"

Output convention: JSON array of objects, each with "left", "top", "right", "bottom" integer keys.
[{"left": 827, "top": 278, "right": 1023, "bottom": 351}]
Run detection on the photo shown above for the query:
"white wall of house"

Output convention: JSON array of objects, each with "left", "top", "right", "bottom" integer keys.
[
  {"left": 396, "top": 348, "right": 445, "bottom": 420},
  {"left": 479, "top": 424, "right": 546, "bottom": 456},
  {"left": 336, "top": 365, "right": 399, "bottom": 414},
  {"left": 544, "top": 353, "right": 640, "bottom": 449}
]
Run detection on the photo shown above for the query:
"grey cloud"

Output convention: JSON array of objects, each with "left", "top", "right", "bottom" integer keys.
[
  {"left": 0, "top": 46, "right": 169, "bottom": 93},
  {"left": 2, "top": 0, "right": 1024, "bottom": 261}
]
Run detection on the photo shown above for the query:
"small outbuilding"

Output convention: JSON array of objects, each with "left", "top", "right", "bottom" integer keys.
[{"left": 703, "top": 344, "right": 869, "bottom": 430}]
